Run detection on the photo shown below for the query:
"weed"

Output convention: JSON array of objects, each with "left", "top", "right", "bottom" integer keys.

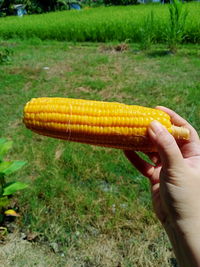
[
  {"left": 140, "top": 11, "right": 155, "bottom": 50},
  {"left": 166, "top": 0, "right": 188, "bottom": 53}
]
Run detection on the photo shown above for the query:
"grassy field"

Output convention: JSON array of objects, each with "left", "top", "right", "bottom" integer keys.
[
  {"left": 0, "top": 39, "right": 200, "bottom": 266},
  {"left": 0, "top": 3, "right": 200, "bottom": 43}
]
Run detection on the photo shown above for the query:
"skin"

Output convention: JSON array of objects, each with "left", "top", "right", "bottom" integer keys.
[{"left": 124, "top": 107, "right": 200, "bottom": 267}]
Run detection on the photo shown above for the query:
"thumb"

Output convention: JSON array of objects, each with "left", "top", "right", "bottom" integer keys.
[{"left": 148, "top": 121, "right": 183, "bottom": 169}]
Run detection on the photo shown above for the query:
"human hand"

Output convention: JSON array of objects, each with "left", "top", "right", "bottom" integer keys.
[{"left": 124, "top": 107, "right": 200, "bottom": 266}]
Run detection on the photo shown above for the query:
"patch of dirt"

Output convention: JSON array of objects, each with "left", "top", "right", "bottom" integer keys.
[
  {"left": 0, "top": 226, "right": 174, "bottom": 267},
  {"left": 7, "top": 65, "right": 42, "bottom": 78},
  {"left": 74, "top": 235, "right": 123, "bottom": 266},
  {"left": 0, "top": 41, "right": 18, "bottom": 48},
  {"left": 8, "top": 119, "right": 22, "bottom": 129},
  {"left": 0, "top": 232, "right": 65, "bottom": 267},
  {"left": 98, "top": 88, "right": 133, "bottom": 102},
  {"left": 55, "top": 144, "right": 64, "bottom": 161},
  {"left": 7, "top": 61, "right": 72, "bottom": 81},
  {"left": 0, "top": 232, "right": 123, "bottom": 267},
  {"left": 44, "top": 62, "right": 72, "bottom": 78},
  {"left": 74, "top": 86, "right": 92, "bottom": 94},
  {"left": 99, "top": 43, "right": 129, "bottom": 53}
]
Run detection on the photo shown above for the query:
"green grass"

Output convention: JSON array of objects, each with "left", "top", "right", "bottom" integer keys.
[
  {"left": 1, "top": 39, "right": 200, "bottom": 265},
  {"left": 0, "top": 3, "right": 200, "bottom": 43}
]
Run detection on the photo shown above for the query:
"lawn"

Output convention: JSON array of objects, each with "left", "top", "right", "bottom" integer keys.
[{"left": 0, "top": 39, "right": 200, "bottom": 266}]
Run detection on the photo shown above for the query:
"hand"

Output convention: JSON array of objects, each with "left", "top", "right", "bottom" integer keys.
[{"left": 124, "top": 107, "right": 200, "bottom": 266}]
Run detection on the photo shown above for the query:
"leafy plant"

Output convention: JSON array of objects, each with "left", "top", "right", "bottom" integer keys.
[
  {"left": 166, "top": 0, "right": 188, "bottom": 53},
  {"left": 0, "top": 138, "right": 27, "bottom": 223}
]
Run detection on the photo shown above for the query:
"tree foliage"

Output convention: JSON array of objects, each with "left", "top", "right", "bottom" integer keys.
[
  {"left": 0, "top": 0, "right": 140, "bottom": 15},
  {"left": 104, "top": 0, "right": 137, "bottom": 5},
  {"left": 0, "top": 0, "right": 70, "bottom": 15}
]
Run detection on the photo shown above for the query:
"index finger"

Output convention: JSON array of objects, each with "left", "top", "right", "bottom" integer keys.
[{"left": 156, "top": 106, "right": 200, "bottom": 143}]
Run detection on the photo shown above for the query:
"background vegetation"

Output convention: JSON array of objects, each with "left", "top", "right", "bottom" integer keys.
[
  {"left": 0, "top": 3, "right": 199, "bottom": 43},
  {"left": 0, "top": 0, "right": 71, "bottom": 15},
  {"left": 0, "top": 0, "right": 196, "bottom": 15}
]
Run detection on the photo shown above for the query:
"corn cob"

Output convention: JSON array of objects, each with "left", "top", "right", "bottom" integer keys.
[{"left": 23, "top": 97, "right": 189, "bottom": 152}]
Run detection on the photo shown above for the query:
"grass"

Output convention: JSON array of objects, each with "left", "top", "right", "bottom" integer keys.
[
  {"left": 0, "top": 232, "right": 64, "bottom": 267},
  {"left": 0, "top": 3, "right": 199, "bottom": 43},
  {"left": 0, "top": 39, "right": 200, "bottom": 265}
]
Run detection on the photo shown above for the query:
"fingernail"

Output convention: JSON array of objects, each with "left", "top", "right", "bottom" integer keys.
[{"left": 149, "top": 121, "right": 163, "bottom": 135}]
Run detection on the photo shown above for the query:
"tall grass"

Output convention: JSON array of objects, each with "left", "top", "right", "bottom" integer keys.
[
  {"left": 0, "top": 3, "right": 199, "bottom": 43},
  {"left": 140, "top": 11, "right": 156, "bottom": 50},
  {"left": 166, "top": 0, "right": 188, "bottom": 52}
]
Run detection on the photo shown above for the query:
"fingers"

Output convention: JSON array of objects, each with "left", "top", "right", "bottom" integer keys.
[
  {"left": 124, "top": 150, "right": 155, "bottom": 184},
  {"left": 148, "top": 121, "right": 183, "bottom": 169},
  {"left": 145, "top": 152, "right": 161, "bottom": 165},
  {"left": 156, "top": 106, "right": 200, "bottom": 143}
]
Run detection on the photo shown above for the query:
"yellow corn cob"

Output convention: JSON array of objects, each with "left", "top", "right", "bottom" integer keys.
[{"left": 23, "top": 97, "right": 189, "bottom": 152}]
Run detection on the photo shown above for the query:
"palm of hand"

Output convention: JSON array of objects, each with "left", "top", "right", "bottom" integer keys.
[
  {"left": 151, "top": 154, "right": 200, "bottom": 225},
  {"left": 124, "top": 106, "right": 200, "bottom": 226}
]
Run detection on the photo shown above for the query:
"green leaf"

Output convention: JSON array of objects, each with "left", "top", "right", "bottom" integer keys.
[
  {"left": 0, "top": 162, "right": 12, "bottom": 173},
  {"left": 0, "top": 196, "right": 9, "bottom": 208},
  {"left": 3, "top": 182, "right": 28, "bottom": 196},
  {"left": 0, "top": 161, "right": 27, "bottom": 175},
  {"left": 0, "top": 139, "right": 13, "bottom": 161},
  {"left": 0, "top": 138, "right": 6, "bottom": 145}
]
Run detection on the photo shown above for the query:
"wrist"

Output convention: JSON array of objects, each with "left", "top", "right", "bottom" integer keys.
[
  {"left": 163, "top": 217, "right": 200, "bottom": 239},
  {"left": 163, "top": 219, "right": 200, "bottom": 267}
]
